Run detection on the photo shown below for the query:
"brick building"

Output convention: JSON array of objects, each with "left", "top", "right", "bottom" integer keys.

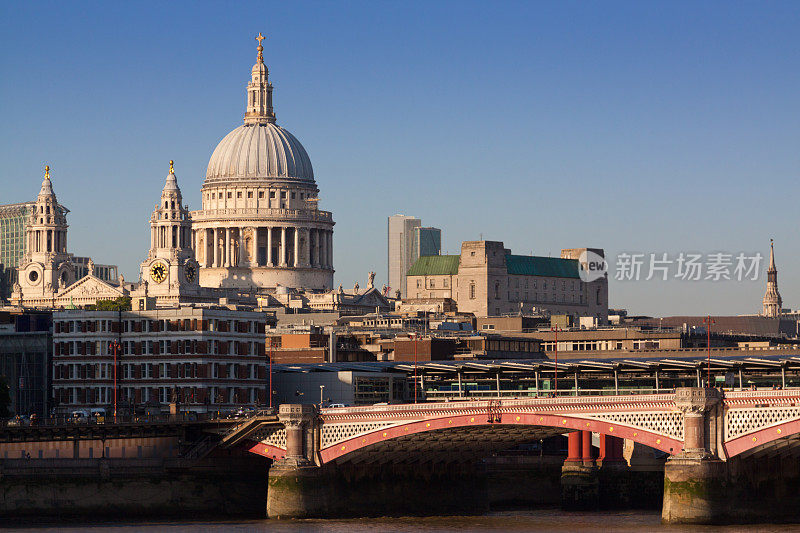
[{"left": 52, "top": 306, "right": 267, "bottom": 414}]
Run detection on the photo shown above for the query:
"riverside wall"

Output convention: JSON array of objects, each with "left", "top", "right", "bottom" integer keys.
[{"left": 0, "top": 456, "right": 268, "bottom": 519}]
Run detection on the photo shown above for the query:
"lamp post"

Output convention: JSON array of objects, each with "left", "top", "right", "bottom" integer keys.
[
  {"left": 108, "top": 341, "right": 122, "bottom": 421},
  {"left": 267, "top": 335, "right": 274, "bottom": 410},
  {"left": 703, "top": 315, "right": 715, "bottom": 388},
  {"left": 551, "top": 326, "right": 561, "bottom": 395},
  {"left": 409, "top": 332, "right": 418, "bottom": 404}
]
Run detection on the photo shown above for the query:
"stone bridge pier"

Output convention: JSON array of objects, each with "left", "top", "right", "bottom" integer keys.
[
  {"left": 662, "top": 387, "right": 726, "bottom": 524},
  {"left": 266, "top": 404, "right": 326, "bottom": 518}
]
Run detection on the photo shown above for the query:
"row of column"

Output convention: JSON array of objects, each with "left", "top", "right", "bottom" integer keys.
[
  {"left": 29, "top": 228, "right": 67, "bottom": 254},
  {"left": 566, "top": 431, "right": 625, "bottom": 466},
  {"left": 151, "top": 224, "right": 190, "bottom": 250},
  {"left": 194, "top": 226, "right": 332, "bottom": 270}
]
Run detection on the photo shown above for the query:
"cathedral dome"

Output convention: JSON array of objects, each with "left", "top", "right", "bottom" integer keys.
[{"left": 204, "top": 121, "right": 314, "bottom": 184}]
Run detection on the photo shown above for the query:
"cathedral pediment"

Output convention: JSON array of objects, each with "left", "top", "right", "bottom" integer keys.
[
  {"left": 59, "top": 275, "right": 124, "bottom": 299},
  {"left": 351, "top": 288, "right": 390, "bottom": 308}
]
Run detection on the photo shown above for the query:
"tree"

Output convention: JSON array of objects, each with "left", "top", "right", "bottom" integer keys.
[
  {"left": 0, "top": 377, "right": 11, "bottom": 418},
  {"left": 91, "top": 296, "right": 132, "bottom": 311}
]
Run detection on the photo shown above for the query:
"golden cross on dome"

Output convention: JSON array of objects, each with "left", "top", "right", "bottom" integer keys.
[
  {"left": 44, "top": 165, "right": 50, "bottom": 180},
  {"left": 255, "top": 33, "right": 266, "bottom": 61},
  {"left": 169, "top": 160, "right": 174, "bottom": 174}
]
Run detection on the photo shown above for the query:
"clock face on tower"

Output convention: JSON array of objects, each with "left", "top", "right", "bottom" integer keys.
[
  {"left": 184, "top": 263, "right": 196, "bottom": 283},
  {"left": 149, "top": 262, "right": 167, "bottom": 283}
]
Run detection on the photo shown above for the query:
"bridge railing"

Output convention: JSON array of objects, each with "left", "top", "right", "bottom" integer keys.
[
  {"left": 421, "top": 388, "right": 676, "bottom": 401},
  {"left": 0, "top": 412, "right": 233, "bottom": 429},
  {"left": 322, "top": 391, "right": 678, "bottom": 417}
]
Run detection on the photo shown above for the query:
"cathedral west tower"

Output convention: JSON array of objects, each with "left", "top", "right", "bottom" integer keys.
[
  {"left": 134, "top": 161, "right": 200, "bottom": 305},
  {"left": 12, "top": 166, "right": 75, "bottom": 304},
  {"left": 191, "top": 34, "right": 334, "bottom": 292}
]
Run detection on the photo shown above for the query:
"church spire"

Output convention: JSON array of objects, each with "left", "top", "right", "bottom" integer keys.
[
  {"left": 244, "top": 32, "right": 276, "bottom": 125},
  {"left": 768, "top": 239, "right": 777, "bottom": 272},
  {"left": 762, "top": 238, "right": 783, "bottom": 317}
]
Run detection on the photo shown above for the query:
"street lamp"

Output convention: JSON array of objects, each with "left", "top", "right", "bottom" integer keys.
[
  {"left": 409, "top": 332, "right": 418, "bottom": 404},
  {"left": 108, "top": 340, "right": 122, "bottom": 421},
  {"left": 703, "top": 315, "right": 715, "bottom": 389},
  {"left": 266, "top": 334, "right": 274, "bottom": 410}
]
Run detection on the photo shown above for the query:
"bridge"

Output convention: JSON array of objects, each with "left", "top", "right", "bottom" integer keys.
[
  {"left": 4, "top": 388, "right": 800, "bottom": 523},
  {"left": 232, "top": 387, "right": 800, "bottom": 523}
]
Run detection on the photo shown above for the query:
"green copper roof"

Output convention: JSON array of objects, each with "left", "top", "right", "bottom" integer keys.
[
  {"left": 407, "top": 255, "right": 460, "bottom": 276},
  {"left": 505, "top": 255, "right": 580, "bottom": 278},
  {"left": 407, "top": 253, "right": 581, "bottom": 279}
]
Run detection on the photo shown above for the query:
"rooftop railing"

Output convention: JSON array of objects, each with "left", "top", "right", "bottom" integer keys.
[{"left": 190, "top": 207, "right": 333, "bottom": 222}]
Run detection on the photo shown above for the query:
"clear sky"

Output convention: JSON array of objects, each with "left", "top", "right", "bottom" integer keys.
[{"left": 2, "top": 1, "right": 798, "bottom": 317}]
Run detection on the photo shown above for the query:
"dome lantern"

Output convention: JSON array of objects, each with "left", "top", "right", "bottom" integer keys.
[{"left": 244, "top": 32, "right": 275, "bottom": 125}]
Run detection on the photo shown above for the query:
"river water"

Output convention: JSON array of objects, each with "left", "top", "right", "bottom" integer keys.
[{"left": 8, "top": 510, "right": 800, "bottom": 532}]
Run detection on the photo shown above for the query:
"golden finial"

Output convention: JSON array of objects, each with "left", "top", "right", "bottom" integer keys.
[
  {"left": 169, "top": 160, "right": 174, "bottom": 174},
  {"left": 44, "top": 165, "right": 50, "bottom": 180},
  {"left": 255, "top": 32, "right": 265, "bottom": 61}
]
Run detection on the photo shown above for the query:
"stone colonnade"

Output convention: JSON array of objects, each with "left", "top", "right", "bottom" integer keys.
[
  {"left": 192, "top": 226, "right": 333, "bottom": 269},
  {"left": 151, "top": 224, "right": 190, "bottom": 250},
  {"left": 29, "top": 228, "right": 67, "bottom": 255}
]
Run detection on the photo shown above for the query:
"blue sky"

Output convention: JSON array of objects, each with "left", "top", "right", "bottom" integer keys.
[{"left": 2, "top": 1, "right": 799, "bottom": 316}]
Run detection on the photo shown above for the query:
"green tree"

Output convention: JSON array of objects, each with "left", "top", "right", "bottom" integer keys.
[{"left": 93, "top": 296, "right": 132, "bottom": 311}]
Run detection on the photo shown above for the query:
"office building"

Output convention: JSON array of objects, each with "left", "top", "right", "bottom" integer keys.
[{"left": 388, "top": 215, "right": 441, "bottom": 298}]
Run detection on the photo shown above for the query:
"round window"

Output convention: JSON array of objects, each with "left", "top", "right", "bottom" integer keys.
[{"left": 28, "top": 270, "right": 39, "bottom": 283}]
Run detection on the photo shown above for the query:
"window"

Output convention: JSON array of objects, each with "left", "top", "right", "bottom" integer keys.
[
  {"left": 259, "top": 191, "right": 264, "bottom": 198},
  {"left": 494, "top": 282, "right": 500, "bottom": 299},
  {"left": 237, "top": 192, "right": 242, "bottom": 198},
  {"left": 443, "top": 278, "right": 448, "bottom": 287},
  {"left": 270, "top": 191, "right": 275, "bottom": 198},
  {"left": 416, "top": 279, "right": 421, "bottom": 288},
  {"left": 291, "top": 192, "right": 296, "bottom": 199},
  {"left": 469, "top": 282, "right": 476, "bottom": 299},
  {"left": 247, "top": 191, "right": 253, "bottom": 198},
  {"left": 429, "top": 279, "right": 435, "bottom": 288},
  {"left": 280, "top": 191, "right": 286, "bottom": 199},
  {"left": 227, "top": 192, "right": 232, "bottom": 199}
]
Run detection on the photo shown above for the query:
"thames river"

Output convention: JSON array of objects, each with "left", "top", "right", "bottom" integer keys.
[{"left": 8, "top": 511, "right": 800, "bottom": 532}]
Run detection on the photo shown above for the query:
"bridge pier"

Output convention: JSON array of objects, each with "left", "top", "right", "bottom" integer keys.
[
  {"left": 662, "top": 387, "right": 726, "bottom": 524},
  {"left": 266, "top": 404, "right": 327, "bottom": 519},
  {"left": 561, "top": 430, "right": 598, "bottom": 510}
]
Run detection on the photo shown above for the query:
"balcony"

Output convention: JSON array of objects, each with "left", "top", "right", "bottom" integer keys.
[{"left": 190, "top": 208, "right": 333, "bottom": 223}]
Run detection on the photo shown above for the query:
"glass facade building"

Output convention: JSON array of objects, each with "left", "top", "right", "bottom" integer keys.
[{"left": 0, "top": 202, "right": 35, "bottom": 300}]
